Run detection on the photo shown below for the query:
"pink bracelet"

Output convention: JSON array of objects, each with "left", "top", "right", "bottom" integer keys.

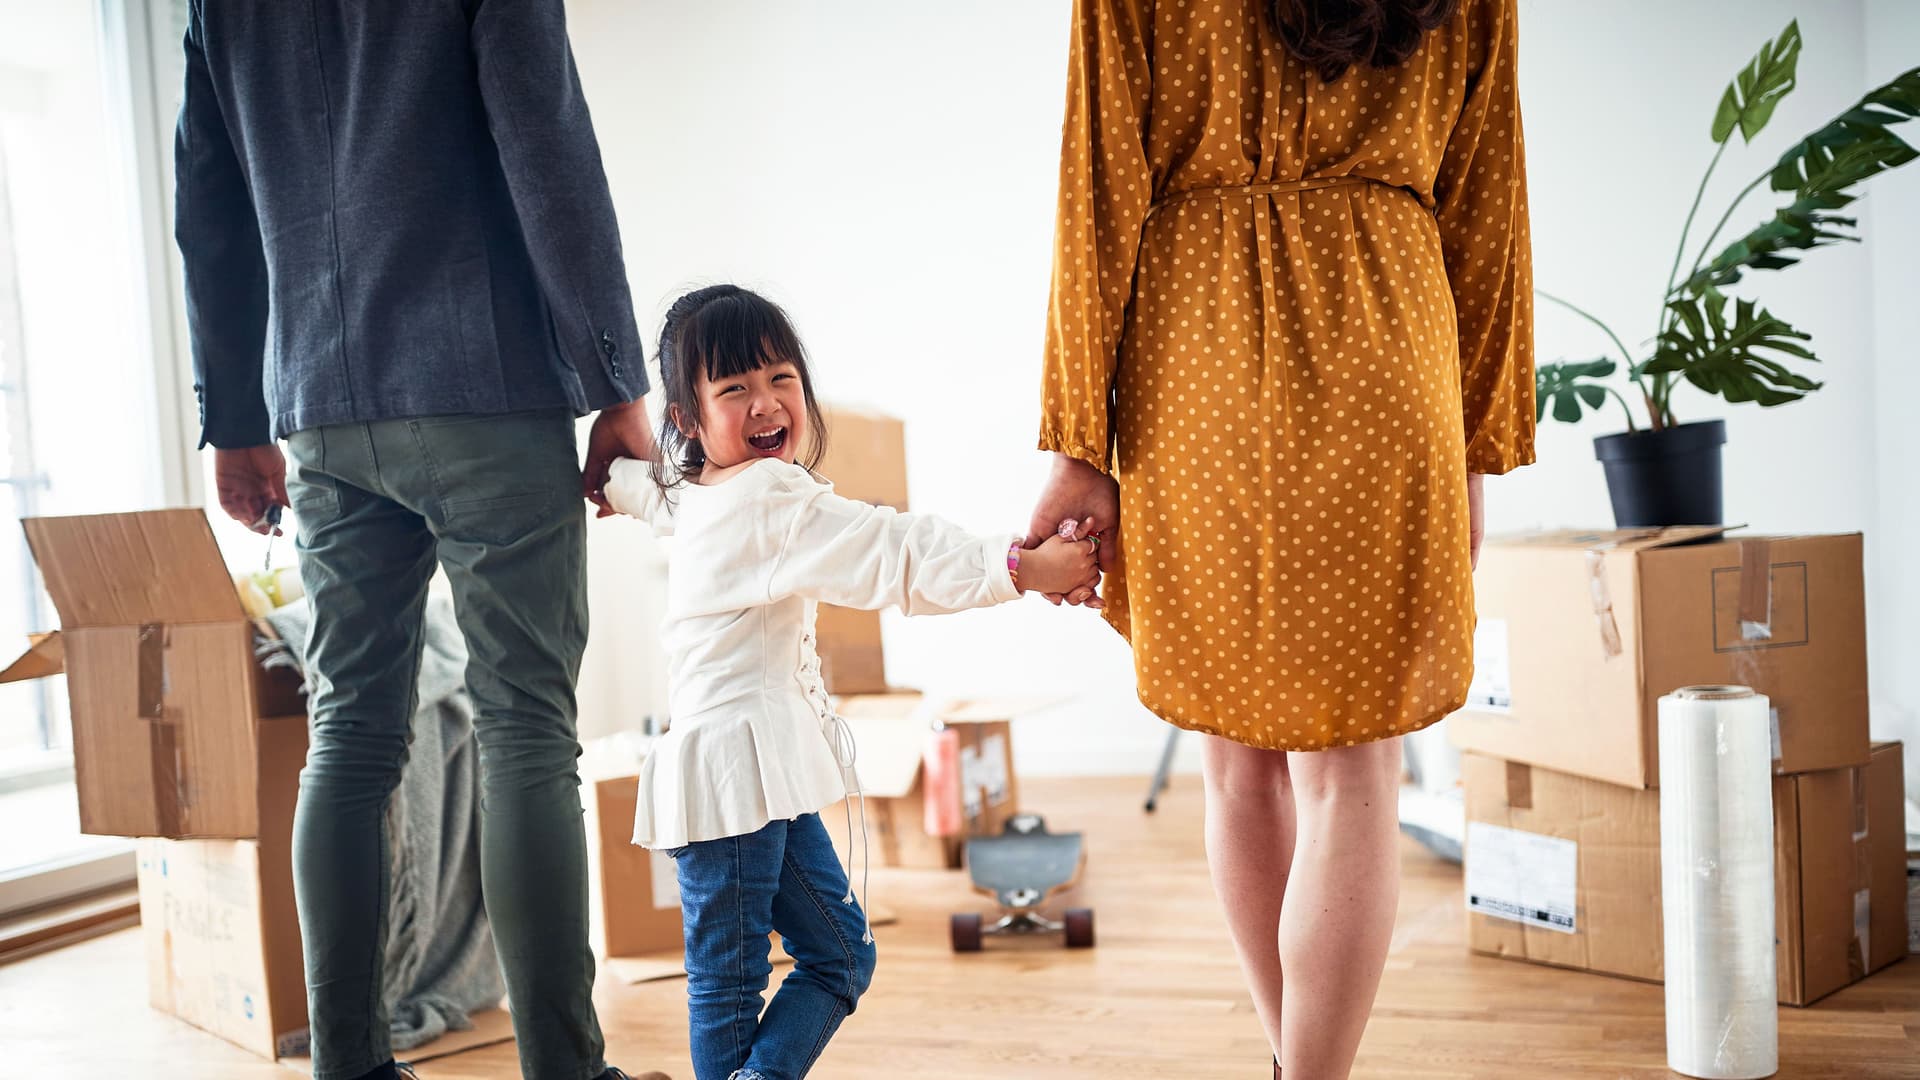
[{"left": 1007, "top": 540, "right": 1023, "bottom": 588}]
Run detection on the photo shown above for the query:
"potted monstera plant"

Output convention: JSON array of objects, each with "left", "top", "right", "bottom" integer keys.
[{"left": 1535, "top": 21, "right": 1919, "bottom": 526}]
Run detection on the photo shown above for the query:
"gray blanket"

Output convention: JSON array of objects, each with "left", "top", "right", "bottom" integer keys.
[{"left": 262, "top": 592, "right": 503, "bottom": 1051}]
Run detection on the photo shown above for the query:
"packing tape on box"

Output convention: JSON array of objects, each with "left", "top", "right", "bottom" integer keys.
[
  {"left": 1737, "top": 539, "right": 1774, "bottom": 642},
  {"left": 1583, "top": 549, "right": 1624, "bottom": 658},
  {"left": 137, "top": 623, "right": 185, "bottom": 835},
  {"left": 1659, "top": 686, "right": 1776, "bottom": 1080}
]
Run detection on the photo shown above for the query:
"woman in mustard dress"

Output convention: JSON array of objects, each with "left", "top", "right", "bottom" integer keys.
[{"left": 1027, "top": 0, "right": 1535, "bottom": 1074}]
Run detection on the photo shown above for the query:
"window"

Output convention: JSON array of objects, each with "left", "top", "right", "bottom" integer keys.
[{"left": 0, "top": 0, "right": 186, "bottom": 903}]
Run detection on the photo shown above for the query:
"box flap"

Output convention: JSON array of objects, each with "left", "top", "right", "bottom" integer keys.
[
  {"left": 834, "top": 692, "right": 926, "bottom": 721},
  {"left": 0, "top": 631, "right": 63, "bottom": 683},
  {"left": 845, "top": 713, "right": 927, "bottom": 799},
  {"left": 1486, "top": 525, "right": 1730, "bottom": 553},
  {"left": 23, "top": 510, "right": 245, "bottom": 628}
]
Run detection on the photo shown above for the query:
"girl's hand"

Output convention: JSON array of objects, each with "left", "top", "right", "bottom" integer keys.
[{"left": 1019, "top": 531, "right": 1101, "bottom": 597}]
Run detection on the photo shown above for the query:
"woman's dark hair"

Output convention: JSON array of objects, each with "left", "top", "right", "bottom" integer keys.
[
  {"left": 1266, "top": 0, "right": 1459, "bottom": 82},
  {"left": 651, "top": 284, "right": 829, "bottom": 487}
]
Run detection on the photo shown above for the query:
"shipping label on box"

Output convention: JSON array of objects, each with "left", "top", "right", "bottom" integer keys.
[
  {"left": 1464, "top": 822, "right": 1576, "bottom": 933},
  {"left": 1465, "top": 617, "right": 1512, "bottom": 713}
]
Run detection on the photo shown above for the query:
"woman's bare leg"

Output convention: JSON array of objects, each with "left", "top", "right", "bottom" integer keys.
[
  {"left": 1277, "top": 738, "right": 1404, "bottom": 1077},
  {"left": 1200, "top": 734, "right": 1297, "bottom": 1058}
]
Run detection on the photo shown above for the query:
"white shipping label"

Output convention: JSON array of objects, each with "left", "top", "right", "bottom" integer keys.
[
  {"left": 979, "top": 734, "right": 1011, "bottom": 806},
  {"left": 1466, "top": 822, "right": 1577, "bottom": 934},
  {"left": 1906, "top": 866, "right": 1920, "bottom": 954},
  {"left": 1467, "top": 618, "right": 1512, "bottom": 712},
  {"left": 959, "top": 745, "right": 983, "bottom": 819},
  {"left": 650, "top": 849, "right": 681, "bottom": 910}
]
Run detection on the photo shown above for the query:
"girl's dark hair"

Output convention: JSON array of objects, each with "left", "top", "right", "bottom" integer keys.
[
  {"left": 651, "top": 284, "right": 829, "bottom": 487},
  {"left": 1266, "top": 0, "right": 1459, "bottom": 82}
]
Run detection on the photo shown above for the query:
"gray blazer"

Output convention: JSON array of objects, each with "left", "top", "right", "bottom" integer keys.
[{"left": 176, "top": 0, "right": 647, "bottom": 449}]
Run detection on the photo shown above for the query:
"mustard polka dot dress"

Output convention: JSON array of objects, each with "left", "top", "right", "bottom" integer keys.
[{"left": 1040, "top": 0, "right": 1536, "bottom": 751}]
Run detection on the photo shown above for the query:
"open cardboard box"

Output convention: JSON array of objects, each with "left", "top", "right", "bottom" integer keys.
[
  {"left": 827, "top": 692, "right": 1030, "bottom": 870},
  {"left": 8, "top": 509, "right": 307, "bottom": 838}
]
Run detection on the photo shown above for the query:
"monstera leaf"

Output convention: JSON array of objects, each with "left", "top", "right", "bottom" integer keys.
[
  {"left": 1535, "top": 359, "right": 1616, "bottom": 424},
  {"left": 1647, "top": 295, "right": 1819, "bottom": 407},
  {"left": 1685, "top": 68, "right": 1920, "bottom": 293},
  {"left": 1712, "top": 20, "right": 1801, "bottom": 144},
  {"left": 1683, "top": 192, "right": 1858, "bottom": 292},
  {"left": 1769, "top": 69, "right": 1920, "bottom": 193}
]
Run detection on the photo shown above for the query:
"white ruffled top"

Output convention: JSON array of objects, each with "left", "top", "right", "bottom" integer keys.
[{"left": 604, "top": 456, "right": 1020, "bottom": 852}]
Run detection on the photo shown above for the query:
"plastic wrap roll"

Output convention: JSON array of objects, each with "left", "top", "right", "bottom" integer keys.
[{"left": 1659, "top": 686, "right": 1777, "bottom": 1079}]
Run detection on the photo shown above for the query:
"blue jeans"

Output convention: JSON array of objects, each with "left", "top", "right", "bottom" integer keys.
[
  {"left": 285, "top": 412, "right": 605, "bottom": 1080},
  {"left": 669, "top": 813, "right": 878, "bottom": 1080}
]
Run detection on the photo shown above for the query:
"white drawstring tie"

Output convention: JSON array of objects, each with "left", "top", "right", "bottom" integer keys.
[{"left": 827, "top": 712, "right": 874, "bottom": 946}]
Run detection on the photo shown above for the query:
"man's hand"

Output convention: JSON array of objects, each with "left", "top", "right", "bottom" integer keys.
[
  {"left": 1468, "top": 472, "right": 1486, "bottom": 570},
  {"left": 214, "top": 445, "right": 289, "bottom": 535},
  {"left": 1027, "top": 453, "right": 1120, "bottom": 605},
  {"left": 584, "top": 399, "right": 658, "bottom": 517}
]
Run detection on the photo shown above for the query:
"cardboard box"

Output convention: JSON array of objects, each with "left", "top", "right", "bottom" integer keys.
[
  {"left": 11, "top": 510, "right": 308, "bottom": 837},
  {"left": 817, "top": 405, "right": 908, "bottom": 511},
  {"left": 1450, "top": 529, "right": 1870, "bottom": 788},
  {"left": 136, "top": 715, "right": 310, "bottom": 1058},
  {"left": 809, "top": 405, "right": 908, "bottom": 697},
  {"left": 1464, "top": 743, "right": 1908, "bottom": 1006},
  {"left": 831, "top": 693, "right": 1022, "bottom": 870},
  {"left": 814, "top": 603, "right": 888, "bottom": 696},
  {"left": 587, "top": 774, "right": 685, "bottom": 963},
  {"left": 584, "top": 770, "right": 809, "bottom": 983}
]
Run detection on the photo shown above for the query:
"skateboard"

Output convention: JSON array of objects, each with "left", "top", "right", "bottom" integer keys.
[{"left": 950, "top": 814, "right": 1094, "bottom": 952}]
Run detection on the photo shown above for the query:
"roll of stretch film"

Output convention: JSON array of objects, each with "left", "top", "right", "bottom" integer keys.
[{"left": 1659, "top": 685, "right": 1777, "bottom": 1079}]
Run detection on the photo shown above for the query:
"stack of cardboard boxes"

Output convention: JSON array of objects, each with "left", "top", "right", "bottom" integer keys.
[{"left": 1451, "top": 528, "right": 1908, "bottom": 1005}]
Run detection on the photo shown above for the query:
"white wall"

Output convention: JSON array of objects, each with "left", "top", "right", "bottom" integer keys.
[
  {"left": 1864, "top": 0, "right": 1920, "bottom": 785},
  {"left": 567, "top": 1, "right": 1916, "bottom": 777}
]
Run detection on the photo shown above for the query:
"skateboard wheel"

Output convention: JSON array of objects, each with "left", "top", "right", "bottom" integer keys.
[
  {"left": 1064, "top": 907, "right": 1095, "bottom": 949},
  {"left": 951, "top": 912, "right": 984, "bottom": 953}
]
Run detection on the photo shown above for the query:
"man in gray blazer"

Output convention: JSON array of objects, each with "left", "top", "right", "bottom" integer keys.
[{"left": 177, "top": 2, "right": 662, "bottom": 1078}]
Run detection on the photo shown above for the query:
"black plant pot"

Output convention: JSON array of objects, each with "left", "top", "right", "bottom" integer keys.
[{"left": 1592, "top": 419, "right": 1727, "bottom": 527}]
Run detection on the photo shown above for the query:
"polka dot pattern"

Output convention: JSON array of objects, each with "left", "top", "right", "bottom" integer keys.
[{"left": 1038, "top": 0, "right": 1537, "bottom": 751}]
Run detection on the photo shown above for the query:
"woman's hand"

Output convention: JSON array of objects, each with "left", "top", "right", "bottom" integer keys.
[
  {"left": 1027, "top": 454, "right": 1120, "bottom": 604},
  {"left": 1468, "top": 472, "right": 1486, "bottom": 570}
]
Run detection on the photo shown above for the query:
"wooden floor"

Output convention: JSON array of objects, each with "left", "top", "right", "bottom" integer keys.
[{"left": 5, "top": 775, "right": 1918, "bottom": 1078}]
